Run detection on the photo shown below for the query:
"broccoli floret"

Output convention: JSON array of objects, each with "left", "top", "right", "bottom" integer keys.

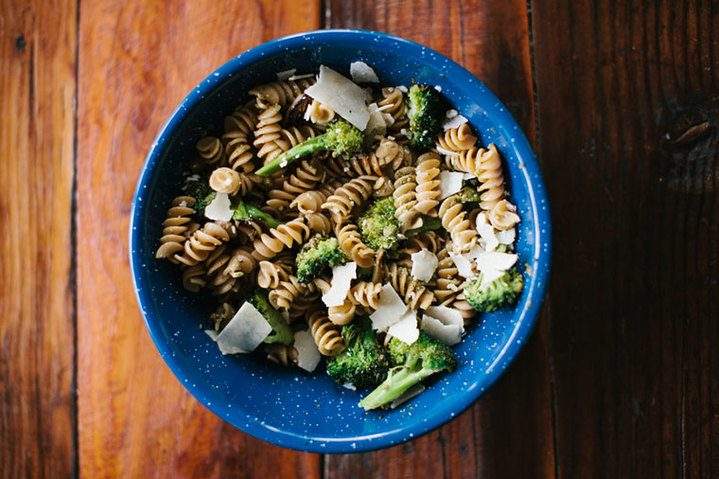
[
  {"left": 232, "top": 200, "right": 281, "bottom": 228},
  {"left": 464, "top": 268, "right": 524, "bottom": 312},
  {"left": 457, "top": 186, "right": 482, "bottom": 205},
  {"left": 248, "top": 291, "right": 293, "bottom": 345},
  {"left": 296, "top": 235, "right": 347, "bottom": 283},
  {"left": 407, "top": 84, "right": 445, "bottom": 151},
  {"left": 183, "top": 176, "right": 215, "bottom": 212},
  {"left": 327, "top": 318, "right": 389, "bottom": 389},
  {"left": 359, "top": 332, "right": 456, "bottom": 410},
  {"left": 358, "top": 197, "right": 401, "bottom": 251},
  {"left": 256, "top": 119, "right": 364, "bottom": 176}
]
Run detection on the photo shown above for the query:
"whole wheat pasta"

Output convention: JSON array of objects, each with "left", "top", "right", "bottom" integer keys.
[{"left": 437, "top": 123, "right": 477, "bottom": 152}]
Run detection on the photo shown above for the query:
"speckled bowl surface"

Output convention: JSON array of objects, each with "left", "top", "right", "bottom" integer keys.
[{"left": 130, "top": 30, "right": 551, "bottom": 453}]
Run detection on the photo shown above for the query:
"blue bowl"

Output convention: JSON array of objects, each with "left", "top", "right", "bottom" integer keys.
[{"left": 130, "top": 30, "right": 551, "bottom": 453}]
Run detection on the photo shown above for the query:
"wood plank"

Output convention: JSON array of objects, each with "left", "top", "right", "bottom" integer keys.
[
  {"left": 76, "top": 2, "right": 320, "bottom": 478},
  {"left": 325, "top": 2, "right": 556, "bottom": 478},
  {"left": 0, "top": 1, "right": 78, "bottom": 478},
  {"left": 530, "top": 0, "right": 719, "bottom": 477}
]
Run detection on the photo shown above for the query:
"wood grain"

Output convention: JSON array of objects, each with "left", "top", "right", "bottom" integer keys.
[
  {"left": 76, "top": 2, "right": 321, "bottom": 478},
  {"left": 0, "top": 1, "right": 77, "bottom": 478},
  {"left": 531, "top": 0, "right": 719, "bottom": 477},
  {"left": 325, "top": 1, "right": 556, "bottom": 478}
]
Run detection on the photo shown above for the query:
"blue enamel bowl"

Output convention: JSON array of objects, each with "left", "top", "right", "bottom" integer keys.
[{"left": 130, "top": 30, "right": 551, "bottom": 453}]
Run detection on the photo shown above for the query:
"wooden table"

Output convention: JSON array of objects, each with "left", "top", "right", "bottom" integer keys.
[{"left": 2, "top": 0, "right": 718, "bottom": 477}]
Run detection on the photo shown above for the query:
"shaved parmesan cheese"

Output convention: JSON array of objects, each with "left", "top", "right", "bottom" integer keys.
[
  {"left": 294, "top": 330, "right": 321, "bottom": 372},
  {"left": 496, "top": 228, "right": 516, "bottom": 245},
  {"left": 365, "top": 103, "right": 387, "bottom": 139},
  {"left": 388, "top": 310, "right": 419, "bottom": 345},
  {"left": 445, "top": 109, "right": 458, "bottom": 119},
  {"left": 476, "top": 212, "right": 499, "bottom": 252},
  {"left": 443, "top": 114, "right": 469, "bottom": 131},
  {"left": 439, "top": 171, "right": 464, "bottom": 199},
  {"left": 434, "top": 85, "right": 442, "bottom": 92},
  {"left": 449, "top": 252, "right": 475, "bottom": 279},
  {"left": 304, "top": 66, "right": 370, "bottom": 130},
  {"left": 216, "top": 302, "right": 272, "bottom": 354},
  {"left": 322, "top": 262, "right": 357, "bottom": 307},
  {"left": 421, "top": 314, "right": 462, "bottom": 345},
  {"left": 475, "top": 251, "right": 518, "bottom": 287},
  {"left": 397, "top": 85, "right": 408, "bottom": 93},
  {"left": 205, "top": 329, "right": 219, "bottom": 341},
  {"left": 342, "top": 383, "right": 357, "bottom": 391},
  {"left": 390, "top": 384, "right": 425, "bottom": 408},
  {"left": 370, "top": 284, "right": 407, "bottom": 331},
  {"left": 350, "top": 61, "right": 379, "bottom": 83},
  {"left": 276, "top": 68, "right": 296, "bottom": 80},
  {"left": 204, "top": 192, "right": 233, "bottom": 222},
  {"left": 287, "top": 73, "right": 316, "bottom": 81},
  {"left": 425, "top": 305, "right": 464, "bottom": 329},
  {"left": 410, "top": 249, "right": 438, "bottom": 282}
]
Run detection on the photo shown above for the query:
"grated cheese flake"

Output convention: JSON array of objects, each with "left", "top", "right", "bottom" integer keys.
[
  {"left": 304, "top": 65, "right": 370, "bottom": 130},
  {"left": 496, "top": 228, "right": 516, "bottom": 245},
  {"left": 276, "top": 68, "right": 296, "bottom": 80},
  {"left": 410, "top": 249, "right": 438, "bottom": 282},
  {"left": 475, "top": 212, "right": 499, "bottom": 252},
  {"left": 216, "top": 301, "right": 272, "bottom": 354},
  {"left": 321, "top": 262, "right": 357, "bottom": 307},
  {"left": 443, "top": 114, "right": 469, "bottom": 131},
  {"left": 342, "top": 383, "right": 357, "bottom": 391},
  {"left": 474, "top": 251, "right": 518, "bottom": 287},
  {"left": 204, "top": 192, "right": 233, "bottom": 222},
  {"left": 387, "top": 309, "right": 419, "bottom": 345},
  {"left": 350, "top": 61, "right": 380, "bottom": 83},
  {"left": 425, "top": 305, "right": 464, "bottom": 329},
  {"left": 439, "top": 171, "right": 464, "bottom": 199},
  {"left": 204, "top": 329, "right": 219, "bottom": 341},
  {"left": 294, "top": 330, "right": 322, "bottom": 372},
  {"left": 365, "top": 103, "right": 387, "bottom": 139},
  {"left": 449, "top": 251, "right": 476, "bottom": 279},
  {"left": 370, "top": 283, "right": 407, "bottom": 331},
  {"left": 421, "top": 314, "right": 462, "bottom": 345}
]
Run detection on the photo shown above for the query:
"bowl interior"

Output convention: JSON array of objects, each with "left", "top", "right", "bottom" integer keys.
[{"left": 131, "top": 31, "right": 550, "bottom": 453}]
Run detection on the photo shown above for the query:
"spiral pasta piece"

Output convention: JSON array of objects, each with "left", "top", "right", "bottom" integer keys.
[
  {"left": 175, "top": 222, "right": 231, "bottom": 266},
  {"left": 452, "top": 293, "right": 476, "bottom": 326},
  {"left": 433, "top": 246, "right": 463, "bottom": 304},
  {"left": 477, "top": 144, "right": 506, "bottom": 212},
  {"left": 274, "top": 126, "right": 316, "bottom": 153},
  {"left": 181, "top": 264, "right": 206, "bottom": 293},
  {"left": 306, "top": 99, "right": 335, "bottom": 125},
  {"left": 488, "top": 199, "right": 520, "bottom": 231},
  {"left": 414, "top": 152, "right": 442, "bottom": 215},
  {"left": 308, "top": 309, "right": 345, "bottom": 356},
  {"left": 253, "top": 104, "right": 283, "bottom": 162},
  {"left": 348, "top": 281, "right": 383, "bottom": 311},
  {"left": 290, "top": 190, "right": 327, "bottom": 214},
  {"left": 248, "top": 78, "right": 314, "bottom": 108},
  {"left": 378, "top": 87, "right": 408, "bottom": 132},
  {"left": 445, "top": 145, "right": 481, "bottom": 174},
  {"left": 329, "top": 298, "right": 357, "bottom": 326},
  {"left": 321, "top": 176, "right": 376, "bottom": 223},
  {"left": 264, "top": 344, "right": 298, "bottom": 366},
  {"left": 196, "top": 136, "right": 224, "bottom": 165},
  {"left": 437, "top": 123, "right": 477, "bottom": 152},
  {"left": 383, "top": 264, "right": 434, "bottom": 310},
  {"left": 303, "top": 212, "right": 333, "bottom": 234},
  {"left": 224, "top": 101, "right": 258, "bottom": 137},
  {"left": 206, "top": 246, "right": 256, "bottom": 295},
  {"left": 156, "top": 196, "right": 197, "bottom": 261},
  {"left": 209, "top": 167, "right": 241, "bottom": 195},
  {"left": 336, "top": 223, "right": 375, "bottom": 268},
  {"left": 257, "top": 257, "right": 293, "bottom": 289},
  {"left": 268, "top": 275, "right": 314, "bottom": 311},
  {"left": 222, "top": 131, "right": 255, "bottom": 173},
  {"left": 252, "top": 217, "right": 312, "bottom": 260},
  {"left": 266, "top": 160, "right": 322, "bottom": 211},
  {"left": 375, "top": 139, "right": 412, "bottom": 170},
  {"left": 438, "top": 195, "right": 477, "bottom": 252},
  {"left": 393, "top": 166, "right": 421, "bottom": 231}
]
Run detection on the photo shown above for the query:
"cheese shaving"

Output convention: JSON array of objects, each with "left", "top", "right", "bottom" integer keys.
[
  {"left": 370, "top": 283, "right": 407, "bottom": 331},
  {"left": 475, "top": 212, "right": 499, "bottom": 252},
  {"left": 387, "top": 310, "right": 419, "bottom": 345},
  {"left": 475, "top": 251, "right": 518, "bottom": 287},
  {"left": 496, "top": 228, "right": 516, "bottom": 245},
  {"left": 204, "top": 192, "right": 233, "bottom": 222},
  {"left": 449, "top": 252, "right": 475, "bottom": 279},
  {"left": 425, "top": 305, "right": 464, "bottom": 329},
  {"left": 216, "top": 302, "right": 272, "bottom": 354},
  {"left": 276, "top": 68, "right": 296, "bottom": 80},
  {"left": 421, "top": 314, "right": 462, "bottom": 345},
  {"left": 321, "top": 262, "right": 357, "bottom": 307},
  {"left": 410, "top": 249, "right": 438, "bottom": 282},
  {"left": 443, "top": 114, "right": 468, "bottom": 131},
  {"left": 294, "top": 330, "right": 321, "bottom": 372},
  {"left": 365, "top": 103, "right": 387, "bottom": 139},
  {"left": 439, "top": 171, "right": 464, "bottom": 199},
  {"left": 350, "top": 61, "right": 380, "bottom": 83},
  {"left": 304, "top": 65, "right": 370, "bottom": 130}
]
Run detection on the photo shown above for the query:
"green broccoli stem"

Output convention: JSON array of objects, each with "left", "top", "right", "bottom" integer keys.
[
  {"left": 256, "top": 135, "right": 327, "bottom": 176},
  {"left": 233, "top": 201, "right": 280, "bottom": 229},
  {"left": 359, "top": 367, "right": 436, "bottom": 410}
]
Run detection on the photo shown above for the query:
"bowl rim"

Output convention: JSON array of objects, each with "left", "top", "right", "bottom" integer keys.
[{"left": 129, "top": 28, "right": 552, "bottom": 454}]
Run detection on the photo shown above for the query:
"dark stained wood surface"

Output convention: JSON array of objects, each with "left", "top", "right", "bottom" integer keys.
[
  {"left": 1, "top": 0, "right": 718, "bottom": 477},
  {"left": 0, "top": 1, "right": 78, "bottom": 478}
]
